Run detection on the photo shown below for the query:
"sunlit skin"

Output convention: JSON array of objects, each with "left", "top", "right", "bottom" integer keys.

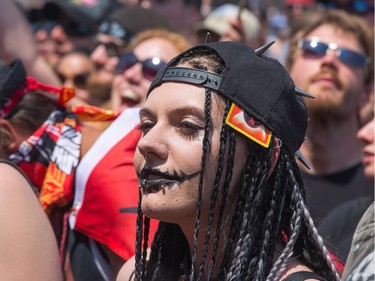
[
  {"left": 111, "top": 37, "right": 181, "bottom": 112},
  {"left": 56, "top": 53, "right": 95, "bottom": 104},
  {"left": 289, "top": 24, "right": 367, "bottom": 119},
  {"left": 90, "top": 33, "right": 120, "bottom": 78},
  {"left": 134, "top": 80, "right": 247, "bottom": 231},
  {"left": 357, "top": 118, "right": 375, "bottom": 181}
]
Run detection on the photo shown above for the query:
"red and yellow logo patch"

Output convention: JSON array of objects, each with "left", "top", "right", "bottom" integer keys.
[{"left": 225, "top": 103, "right": 272, "bottom": 148}]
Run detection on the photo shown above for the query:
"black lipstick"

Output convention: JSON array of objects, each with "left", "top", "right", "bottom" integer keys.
[{"left": 138, "top": 167, "right": 200, "bottom": 193}]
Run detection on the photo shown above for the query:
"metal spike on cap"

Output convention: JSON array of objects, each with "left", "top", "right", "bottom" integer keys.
[
  {"left": 295, "top": 86, "right": 315, "bottom": 99},
  {"left": 255, "top": 41, "right": 275, "bottom": 56},
  {"left": 205, "top": 32, "right": 211, "bottom": 44},
  {"left": 295, "top": 150, "right": 311, "bottom": 170}
]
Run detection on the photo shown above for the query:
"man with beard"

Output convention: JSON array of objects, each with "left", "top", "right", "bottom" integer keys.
[
  {"left": 285, "top": 9, "right": 374, "bottom": 227},
  {"left": 88, "top": 5, "right": 171, "bottom": 109}
]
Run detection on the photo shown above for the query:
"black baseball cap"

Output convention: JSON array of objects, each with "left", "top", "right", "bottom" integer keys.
[{"left": 148, "top": 41, "right": 309, "bottom": 155}]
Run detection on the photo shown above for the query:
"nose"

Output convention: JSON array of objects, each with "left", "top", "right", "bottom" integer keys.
[
  {"left": 63, "top": 78, "right": 74, "bottom": 88},
  {"left": 357, "top": 119, "right": 374, "bottom": 144},
  {"left": 320, "top": 48, "right": 340, "bottom": 68},
  {"left": 123, "top": 63, "right": 143, "bottom": 82},
  {"left": 90, "top": 45, "right": 109, "bottom": 66},
  {"left": 137, "top": 124, "right": 169, "bottom": 162}
]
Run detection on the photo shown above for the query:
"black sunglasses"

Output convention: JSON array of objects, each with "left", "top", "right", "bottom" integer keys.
[
  {"left": 115, "top": 52, "right": 166, "bottom": 81},
  {"left": 57, "top": 72, "right": 91, "bottom": 89},
  {"left": 92, "top": 37, "right": 125, "bottom": 57},
  {"left": 298, "top": 38, "right": 369, "bottom": 68}
]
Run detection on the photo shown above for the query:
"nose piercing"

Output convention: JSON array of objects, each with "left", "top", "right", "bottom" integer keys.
[{"left": 144, "top": 153, "right": 150, "bottom": 161}]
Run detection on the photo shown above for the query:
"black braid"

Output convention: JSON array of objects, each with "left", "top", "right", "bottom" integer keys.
[
  {"left": 285, "top": 155, "right": 341, "bottom": 281},
  {"left": 142, "top": 217, "right": 150, "bottom": 277},
  {"left": 254, "top": 164, "right": 283, "bottom": 281},
  {"left": 189, "top": 89, "right": 212, "bottom": 281},
  {"left": 245, "top": 149, "right": 286, "bottom": 281},
  {"left": 197, "top": 101, "right": 230, "bottom": 281},
  {"left": 221, "top": 149, "right": 255, "bottom": 280},
  {"left": 150, "top": 222, "right": 164, "bottom": 281},
  {"left": 227, "top": 144, "right": 271, "bottom": 280},
  {"left": 237, "top": 149, "right": 275, "bottom": 280},
  {"left": 267, "top": 181, "right": 303, "bottom": 281},
  {"left": 135, "top": 191, "right": 144, "bottom": 280},
  {"left": 255, "top": 154, "right": 287, "bottom": 280},
  {"left": 208, "top": 124, "right": 236, "bottom": 279}
]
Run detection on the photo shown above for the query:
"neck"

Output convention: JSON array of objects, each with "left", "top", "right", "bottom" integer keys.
[
  {"left": 179, "top": 198, "right": 237, "bottom": 280},
  {"left": 299, "top": 117, "right": 363, "bottom": 174}
]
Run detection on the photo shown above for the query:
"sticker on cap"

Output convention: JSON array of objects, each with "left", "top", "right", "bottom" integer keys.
[{"left": 225, "top": 103, "right": 272, "bottom": 148}]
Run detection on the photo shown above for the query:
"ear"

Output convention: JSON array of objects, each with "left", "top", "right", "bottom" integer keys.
[
  {"left": 0, "top": 119, "right": 22, "bottom": 153},
  {"left": 267, "top": 138, "right": 282, "bottom": 178},
  {"left": 359, "top": 82, "right": 373, "bottom": 108}
]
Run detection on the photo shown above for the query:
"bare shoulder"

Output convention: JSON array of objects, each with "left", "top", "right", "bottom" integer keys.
[
  {"left": 0, "top": 162, "right": 31, "bottom": 193},
  {"left": 117, "top": 255, "right": 136, "bottom": 281},
  {"left": 0, "top": 162, "right": 63, "bottom": 280}
]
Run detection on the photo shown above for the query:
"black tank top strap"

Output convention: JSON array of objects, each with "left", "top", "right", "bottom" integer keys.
[{"left": 283, "top": 271, "right": 327, "bottom": 281}]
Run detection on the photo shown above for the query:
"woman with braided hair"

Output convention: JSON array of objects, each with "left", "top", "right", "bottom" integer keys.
[{"left": 117, "top": 41, "right": 341, "bottom": 281}]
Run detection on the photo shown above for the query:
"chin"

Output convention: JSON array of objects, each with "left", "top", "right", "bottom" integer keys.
[
  {"left": 364, "top": 165, "right": 374, "bottom": 182},
  {"left": 141, "top": 195, "right": 196, "bottom": 224}
]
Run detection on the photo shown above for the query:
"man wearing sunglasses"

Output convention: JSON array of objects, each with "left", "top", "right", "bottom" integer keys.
[
  {"left": 285, "top": 9, "right": 374, "bottom": 261},
  {"left": 110, "top": 29, "right": 191, "bottom": 112}
]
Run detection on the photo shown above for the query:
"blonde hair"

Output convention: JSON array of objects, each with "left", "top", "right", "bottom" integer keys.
[{"left": 127, "top": 29, "right": 192, "bottom": 54}]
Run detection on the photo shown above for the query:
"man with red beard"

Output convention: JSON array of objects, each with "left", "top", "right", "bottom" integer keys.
[{"left": 285, "top": 8, "right": 374, "bottom": 258}]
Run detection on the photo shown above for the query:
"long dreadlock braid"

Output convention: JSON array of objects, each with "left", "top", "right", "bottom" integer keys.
[
  {"left": 286, "top": 158, "right": 341, "bottom": 281},
  {"left": 197, "top": 100, "right": 231, "bottom": 281},
  {"left": 189, "top": 88, "right": 212, "bottom": 281},
  {"left": 135, "top": 191, "right": 144, "bottom": 280},
  {"left": 208, "top": 112, "right": 237, "bottom": 280},
  {"left": 226, "top": 143, "right": 274, "bottom": 281}
]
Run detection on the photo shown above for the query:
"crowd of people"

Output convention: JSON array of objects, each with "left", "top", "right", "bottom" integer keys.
[{"left": 0, "top": 0, "right": 373, "bottom": 280}]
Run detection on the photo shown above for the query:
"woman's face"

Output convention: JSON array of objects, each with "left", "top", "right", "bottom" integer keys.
[
  {"left": 134, "top": 79, "right": 247, "bottom": 225},
  {"left": 111, "top": 37, "right": 180, "bottom": 112}
]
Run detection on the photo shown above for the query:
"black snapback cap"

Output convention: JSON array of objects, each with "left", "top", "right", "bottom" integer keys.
[{"left": 148, "top": 41, "right": 309, "bottom": 155}]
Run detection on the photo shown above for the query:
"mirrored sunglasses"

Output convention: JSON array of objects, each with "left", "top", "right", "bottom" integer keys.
[
  {"left": 57, "top": 72, "right": 91, "bottom": 89},
  {"left": 115, "top": 52, "right": 166, "bottom": 81},
  {"left": 298, "top": 38, "right": 370, "bottom": 68}
]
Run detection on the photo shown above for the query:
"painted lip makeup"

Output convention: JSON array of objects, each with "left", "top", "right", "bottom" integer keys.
[{"left": 138, "top": 167, "right": 200, "bottom": 193}]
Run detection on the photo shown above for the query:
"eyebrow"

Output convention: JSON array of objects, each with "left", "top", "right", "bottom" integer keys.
[{"left": 139, "top": 105, "right": 205, "bottom": 120}]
